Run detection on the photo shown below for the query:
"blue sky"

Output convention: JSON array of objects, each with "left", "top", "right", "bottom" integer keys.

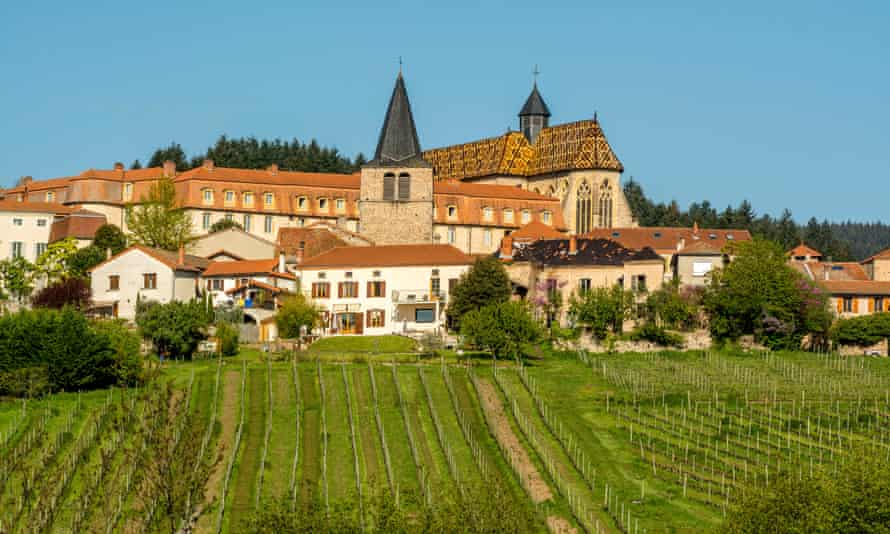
[{"left": 1, "top": 1, "right": 888, "bottom": 222}]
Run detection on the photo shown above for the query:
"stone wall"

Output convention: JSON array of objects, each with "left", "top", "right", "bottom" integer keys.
[
  {"left": 359, "top": 201, "right": 433, "bottom": 245},
  {"left": 838, "top": 338, "right": 887, "bottom": 356}
]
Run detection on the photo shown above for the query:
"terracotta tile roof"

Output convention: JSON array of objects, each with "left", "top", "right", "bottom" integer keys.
[
  {"left": 175, "top": 166, "right": 360, "bottom": 189},
  {"left": 582, "top": 227, "right": 751, "bottom": 254},
  {"left": 434, "top": 180, "right": 567, "bottom": 230},
  {"left": 510, "top": 221, "right": 566, "bottom": 242},
  {"left": 511, "top": 238, "right": 662, "bottom": 266},
  {"left": 861, "top": 248, "right": 890, "bottom": 263},
  {"left": 821, "top": 280, "right": 890, "bottom": 296},
  {"left": 797, "top": 261, "right": 869, "bottom": 282},
  {"left": 677, "top": 240, "right": 725, "bottom": 255},
  {"left": 75, "top": 167, "right": 169, "bottom": 182},
  {"left": 225, "top": 279, "right": 288, "bottom": 295},
  {"left": 48, "top": 209, "right": 107, "bottom": 242},
  {"left": 434, "top": 180, "right": 555, "bottom": 201},
  {"left": 788, "top": 243, "right": 822, "bottom": 258},
  {"left": 203, "top": 259, "right": 279, "bottom": 277},
  {"left": 298, "top": 244, "right": 473, "bottom": 269},
  {"left": 3, "top": 177, "right": 74, "bottom": 194},
  {"left": 88, "top": 245, "right": 210, "bottom": 273},
  {"left": 423, "top": 119, "right": 623, "bottom": 181},
  {"left": 0, "top": 199, "right": 74, "bottom": 214},
  {"left": 277, "top": 227, "right": 347, "bottom": 259}
]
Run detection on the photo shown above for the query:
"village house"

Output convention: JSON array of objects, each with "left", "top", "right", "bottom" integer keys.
[
  {"left": 295, "top": 244, "right": 472, "bottom": 336},
  {"left": 202, "top": 257, "right": 297, "bottom": 308},
  {"left": 187, "top": 226, "right": 278, "bottom": 261},
  {"left": 0, "top": 199, "right": 74, "bottom": 262}
]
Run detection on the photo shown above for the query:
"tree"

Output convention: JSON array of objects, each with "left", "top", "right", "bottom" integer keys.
[
  {"left": 209, "top": 218, "right": 243, "bottom": 233},
  {"left": 126, "top": 177, "right": 194, "bottom": 251},
  {"left": 831, "top": 312, "right": 890, "bottom": 347},
  {"left": 68, "top": 246, "right": 107, "bottom": 278},
  {"left": 460, "top": 301, "right": 541, "bottom": 360},
  {"left": 215, "top": 321, "right": 239, "bottom": 356},
  {"left": 146, "top": 142, "right": 190, "bottom": 171},
  {"left": 446, "top": 257, "right": 511, "bottom": 329},
  {"left": 569, "top": 285, "right": 636, "bottom": 339},
  {"left": 275, "top": 294, "right": 321, "bottom": 338},
  {"left": 34, "top": 237, "right": 78, "bottom": 282},
  {"left": 644, "top": 280, "right": 699, "bottom": 331},
  {"left": 0, "top": 256, "right": 36, "bottom": 302},
  {"left": 93, "top": 223, "right": 128, "bottom": 255},
  {"left": 135, "top": 300, "right": 212, "bottom": 359},
  {"left": 31, "top": 277, "right": 91, "bottom": 309}
]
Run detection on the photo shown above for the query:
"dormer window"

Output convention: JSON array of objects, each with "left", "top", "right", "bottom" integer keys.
[
  {"left": 541, "top": 210, "right": 552, "bottom": 225},
  {"left": 521, "top": 209, "right": 531, "bottom": 224},
  {"left": 447, "top": 205, "right": 457, "bottom": 219},
  {"left": 503, "top": 208, "right": 514, "bottom": 223},
  {"left": 202, "top": 189, "right": 214, "bottom": 205},
  {"left": 264, "top": 192, "right": 274, "bottom": 207},
  {"left": 242, "top": 192, "right": 254, "bottom": 206},
  {"left": 123, "top": 183, "right": 133, "bottom": 201},
  {"left": 483, "top": 206, "right": 493, "bottom": 221},
  {"left": 335, "top": 198, "right": 346, "bottom": 212},
  {"left": 224, "top": 190, "right": 235, "bottom": 205},
  {"left": 318, "top": 198, "right": 329, "bottom": 211},
  {"left": 297, "top": 196, "right": 308, "bottom": 210},
  {"left": 46, "top": 191, "right": 55, "bottom": 202}
]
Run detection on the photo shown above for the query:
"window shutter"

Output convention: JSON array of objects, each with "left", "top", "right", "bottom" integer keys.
[
  {"left": 367, "top": 282, "right": 372, "bottom": 297},
  {"left": 338, "top": 283, "right": 343, "bottom": 298},
  {"left": 383, "top": 175, "right": 395, "bottom": 200},
  {"left": 853, "top": 298, "right": 859, "bottom": 313},
  {"left": 380, "top": 309, "right": 385, "bottom": 327},
  {"left": 869, "top": 299, "right": 875, "bottom": 312},
  {"left": 886, "top": 300, "right": 890, "bottom": 312},
  {"left": 381, "top": 281, "right": 386, "bottom": 297},
  {"left": 837, "top": 298, "right": 843, "bottom": 313},
  {"left": 398, "top": 174, "right": 410, "bottom": 200}
]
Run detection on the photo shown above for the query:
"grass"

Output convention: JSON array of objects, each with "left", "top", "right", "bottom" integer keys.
[
  {"left": 260, "top": 365, "right": 298, "bottom": 502},
  {"left": 306, "top": 335, "right": 416, "bottom": 355}
]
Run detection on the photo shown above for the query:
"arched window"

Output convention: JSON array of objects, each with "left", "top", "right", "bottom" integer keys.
[
  {"left": 398, "top": 173, "right": 410, "bottom": 200},
  {"left": 482, "top": 206, "right": 493, "bottom": 221},
  {"left": 383, "top": 173, "right": 395, "bottom": 200},
  {"left": 598, "top": 180, "right": 613, "bottom": 228},
  {"left": 575, "top": 181, "right": 593, "bottom": 234}
]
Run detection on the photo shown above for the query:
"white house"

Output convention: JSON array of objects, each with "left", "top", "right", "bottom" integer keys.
[
  {"left": 188, "top": 227, "right": 278, "bottom": 261},
  {"left": 201, "top": 256, "right": 298, "bottom": 308},
  {"left": 295, "top": 244, "right": 473, "bottom": 336},
  {"left": 89, "top": 245, "right": 209, "bottom": 319},
  {"left": 0, "top": 199, "right": 72, "bottom": 262}
]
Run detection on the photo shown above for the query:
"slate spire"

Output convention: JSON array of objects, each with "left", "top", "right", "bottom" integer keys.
[
  {"left": 519, "top": 81, "right": 551, "bottom": 143},
  {"left": 519, "top": 82, "right": 551, "bottom": 118},
  {"left": 370, "top": 72, "right": 428, "bottom": 167}
]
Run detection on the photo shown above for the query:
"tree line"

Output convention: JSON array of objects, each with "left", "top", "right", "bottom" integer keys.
[
  {"left": 137, "top": 136, "right": 366, "bottom": 174},
  {"left": 623, "top": 179, "right": 890, "bottom": 261}
]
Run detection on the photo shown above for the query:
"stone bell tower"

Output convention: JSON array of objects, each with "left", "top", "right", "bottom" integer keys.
[{"left": 358, "top": 72, "right": 434, "bottom": 244}]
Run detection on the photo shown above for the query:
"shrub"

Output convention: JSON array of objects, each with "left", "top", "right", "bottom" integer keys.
[
  {"left": 135, "top": 300, "right": 213, "bottom": 359},
  {"left": 628, "top": 322, "right": 684, "bottom": 347},
  {"left": 460, "top": 301, "right": 542, "bottom": 360},
  {"left": 446, "top": 256, "right": 511, "bottom": 330},
  {"left": 644, "top": 280, "right": 699, "bottom": 330},
  {"left": 276, "top": 294, "right": 321, "bottom": 339},
  {"left": 92, "top": 224, "right": 127, "bottom": 255},
  {"left": 216, "top": 321, "right": 239, "bottom": 356},
  {"left": 568, "top": 285, "right": 635, "bottom": 339},
  {"left": 31, "top": 277, "right": 91, "bottom": 309},
  {"left": 68, "top": 245, "right": 107, "bottom": 278},
  {"left": 90, "top": 319, "right": 143, "bottom": 386},
  {"left": 832, "top": 312, "right": 890, "bottom": 347}
]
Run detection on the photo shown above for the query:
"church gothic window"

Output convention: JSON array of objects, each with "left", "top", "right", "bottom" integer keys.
[
  {"left": 575, "top": 181, "right": 593, "bottom": 234},
  {"left": 598, "top": 180, "right": 613, "bottom": 228}
]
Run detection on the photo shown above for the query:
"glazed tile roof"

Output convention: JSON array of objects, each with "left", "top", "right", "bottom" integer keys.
[
  {"left": 298, "top": 244, "right": 473, "bottom": 269},
  {"left": 511, "top": 238, "right": 662, "bottom": 266},
  {"left": 423, "top": 119, "right": 623, "bottom": 180}
]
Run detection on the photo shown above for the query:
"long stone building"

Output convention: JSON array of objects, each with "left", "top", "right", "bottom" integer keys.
[{"left": 1, "top": 73, "right": 637, "bottom": 255}]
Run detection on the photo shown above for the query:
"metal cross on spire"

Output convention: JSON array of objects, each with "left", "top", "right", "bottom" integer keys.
[
  {"left": 398, "top": 56, "right": 403, "bottom": 74},
  {"left": 533, "top": 64, "right": 540, "bottom": 85}
]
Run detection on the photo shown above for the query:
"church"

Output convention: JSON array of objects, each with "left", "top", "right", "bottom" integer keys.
[{"left": 1, "top": 72, "right": 637, "bottom": 255}]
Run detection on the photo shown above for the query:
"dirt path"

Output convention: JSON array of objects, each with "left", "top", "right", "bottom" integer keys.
[
  {"left": 475, "top": 378, "right": 552, "bottom": 503},
  {"left": 546, "top": 515, "right": 580, "bottom": 534},
  {"left": 193, "top": 369, "right": 241, "bottom": 534}
]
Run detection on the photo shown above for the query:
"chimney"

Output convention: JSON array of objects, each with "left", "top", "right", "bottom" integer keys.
[
  {"left": 203, "top": 159, "right": 215, "bottom": 171},
  {"left": 678, "top": 238, "right": 686, "bottom": 251},
  {"left": 267, "top": 163, "right": 279, "bottom": 174},
  {"left": 693, "top": 221, "right": 699, "bottom": 235},
  {"left": 500, "top": 235, "right": 514, "bottom": 260},
  {"left": 278, "top": 250, "right": 286, "bottom": 272},
  {"left": 569, "top": 235, "right": 578, "bottom": 255},
  {"left": 178, "top": 244, "right": 185, "bottom": 266},
  {"left": 162, "top": 160, "right": 176, "bottom": 177},
  {"left": 113, "top": 162, "right": 124, "bottom": 171}
]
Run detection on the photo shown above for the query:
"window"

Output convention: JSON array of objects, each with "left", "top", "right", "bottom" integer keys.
[
  {"left": 202, "top": 213, "right": 211, "bottom": 230},
  {"left": 598, "top": 180, "right": 613, "bottom": 228},
  {"left": 108, "top": 275, "right": 120, "bottom": 291},
  {"left": 345, "top": 271, "right": 353, "bottom": 279},
  {"left": 338, "top": 281, "right": 358, "bottom": 298},
  {"left": 37, "top": 219, "right": 47, "bottom": 227},
  {"left": 242, "top": 214, "right": 251, "bottom": 231},
  {"left": 211, "top": 279, "right": 224, "bottom": 291},
  {"left": 264, "top": 215, "right": 273, "bottom": 233},
  {"left": 632, "top": 275, "right": 647, "bottom": 293},
  {"left": 843, "top": 297, "right": 853, "bottom": 313},
  {"left": 297, "top": 196, "right": 308, "bottom": 210},
  {"left": 264, "top": 192, "right": 274, "bottom": 207},
  {"left": 383, "top": 173, "right": 395, "bottom": 200},
  {"left": 239, "top": 278, "right": 249, "bottom": 287},
  {"left": 203, "top": 189, "right": 214, "bottom": 204},
  {"left": 431, "top": 277, "right": 441, "bottom": 297},
  {"left": 447, "top": 205, "right": 457, "bottom": 219},
  {"left": 367, "top": 281, "right": 386, "bottom": 298},
  {"left": 521, "top": 210, "right": 531, "bottom": 224},
  {"left": 123, "top": 183, "right": 133, "bottom": 201},
  {"left": 35, "top": 242, "right": 47, "bottom": 259},
  {"left": 224, "top": 190, "right": 235, "bottom": 204},
  {"left": 10, "top": 242, "right": 23, "bottom": 258},
  {"left": 312, "top": 282, "right": 330, "bottom": 298},
  {"left": 372, "top": 270, "right": 381, "bottom": 278},
  {"left": 318, "top": 272, "right": 326, "bottom": 279},
  {"left": 142, "top": 273, "right": 157, "bottom": 289},
  {"left": 335, "top": 198, "right": 346, "bottom": 212},
  {"left": 576, "top": 181, "right": 592, "bottom": 233},
  {"left": 415, "top": 308, "right": 435, "bottom": 323},
  {"left": 46, "top": 191, "right": 55, "bottom": 202},
  {"left": 578, "top": 278, "right": 592, "bottom": 293},
  {"left": 318, "top": 198, "right": 328, "bottom": 211},
  {"left": 12, "top": 218, "right": 22, "bottom": 226},
  {"left": 243, "top": 192, "right": 254, "bottom": 206},
  {"left": 448, "top": 278, "right": 458, "bottom": 295},
  {"left": 225, "top": 213, "right": 234, "bottom": 222},
  {"left": 483, "top": 229, "right": 492, "bottom": 247},
  {"left": 367, "top": 309, "right": 385, "bottom": 328},
  {"left": 875, "top": 297, "right": 884, "bottom": 312},
  {"left": 692, "top": 261, "right": 713, "bottom": 277},
  {"left": 447, "top": 226, "right": 456, "bottom": 244},
  {"left": 398, "top": 173, "right": 410, "bottom": 200},
  {"left": 542, "top": 211, "right": 552, "bottom": 225},
  {"left": 483, "top": 206, "right": 493, "bottom": 221},
  {"left": 503, "top": 208, "right": 514, "bottom": 223}
]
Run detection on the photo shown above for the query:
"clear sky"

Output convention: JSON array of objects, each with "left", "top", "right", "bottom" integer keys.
[{"left": 1, "top": 1, "right": 888, "bottom": 222}]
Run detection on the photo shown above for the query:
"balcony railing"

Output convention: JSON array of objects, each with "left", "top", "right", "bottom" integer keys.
[{"left": 391, "top": 290, "right": 447, "bottom": 304}]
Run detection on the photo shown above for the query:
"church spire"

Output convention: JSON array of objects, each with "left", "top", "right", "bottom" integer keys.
[
  {"left": 519, "top": 75, "right": 551, "bottom": 143},
  {"left": 370, "top": 72, "right": 428, "bottom": 167}
]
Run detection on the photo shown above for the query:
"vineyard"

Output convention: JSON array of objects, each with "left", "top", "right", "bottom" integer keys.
[{"left": 1, "top": 349, "right": 889, "bottom": 532}]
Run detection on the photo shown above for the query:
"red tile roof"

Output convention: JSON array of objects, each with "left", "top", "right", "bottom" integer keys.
[
  {"left": 433, "top": 180, "right": 556, "bottom": 201},
  {"left": 795, "top": 261, "right": 869, "bottom": 282},
  {"left": 788, "top": 243, "right": 822, "bottom": 258},
  {"left": 203, "top": 259, "right": 280, "bottom": 277},
  {"left": 3, "top": 177, "right": 74, "bottom": 194},
  {"left": 862, "top": 248, "right": 890, "bottom": 263},
  {"left": 225, "top": 279, "right": 289, "bottom": 295},
  {"left": 48, "top": 210, "right": 107, "bottom": 242},
  {"left": 298, "top": 244, "right": 473, "bottom": 269},
  {"left": 277, "top": 227, "right": 347, "bottom": 259},
  {"left": 821, "top": 280, "right": 890, "bottom": 296},
  {"left": 0, "top": 199, "right": 73, "bottom": 214},
  {"left": 175, "top": 166, "right": 360, "bottom": 189},
  {"left": 510, "top": 220, "right": 566, "bottom": 242},
  {"left": 88, "top": 245, "right": 210, "bottom": 273}
]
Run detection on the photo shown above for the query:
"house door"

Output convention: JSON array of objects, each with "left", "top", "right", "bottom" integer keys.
[
  {"left": 112, "top": 302, "right": 119, "bottom": 318},
  {"left": 337, "top": 312, "right": 359, "bottom": 334}
]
